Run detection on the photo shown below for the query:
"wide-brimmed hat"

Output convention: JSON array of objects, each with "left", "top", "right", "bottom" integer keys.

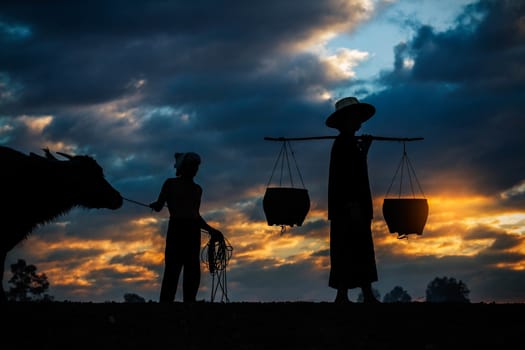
[{"left": 325, "top": 96, "right": 375, "bottom": 129}]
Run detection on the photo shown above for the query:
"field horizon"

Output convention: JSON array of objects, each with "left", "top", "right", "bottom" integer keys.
[{"left": 4, "top": 301, "right": 524, "bottom": 349}]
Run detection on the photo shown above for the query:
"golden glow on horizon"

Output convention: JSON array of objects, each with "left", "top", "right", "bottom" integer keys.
[
  {"left": 372, "top": 193, "right": 525, "bottom": 261},
  {"left": 379, "top": 231, "right": 495, "bottom": 258},
  {"left": 494, "top": 261, "right": 525, "bottom": 271},
  {"left": 217, "top": 209, "right": 329, "bottom": 270},
  {"left": 463, "top": 212, "right": 525, "bottom": 235},
  {"left": 10, "top": 187, "right": 525, "bottom": 300},
  {"left": 426, "top": 195, "right": 492, "bottom": 219},
  {"left": 132, "top": 216, "right": 161, "bottom": 225},
  {"left": 215, "top": 190, "right": 525, "bottom": 270},
  {"left": 13, "top": 219, "right": 167, "bottom": 296}
]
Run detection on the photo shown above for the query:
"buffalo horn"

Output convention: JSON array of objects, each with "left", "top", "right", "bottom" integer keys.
[{"left": 42, "top": 147, "right": 59, "bottom": 160}]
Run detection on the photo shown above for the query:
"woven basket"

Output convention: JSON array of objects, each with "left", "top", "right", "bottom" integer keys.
[
  {"left": 382, "top": 198, "right": 428, "bottom": 236},
  {"left": 263, "top": 187, "right": 310, "bottom": 227}
]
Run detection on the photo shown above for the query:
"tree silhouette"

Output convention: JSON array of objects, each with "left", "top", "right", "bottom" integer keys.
[
  {"left": 425, "top": 276, "right": 470, "bottom": 303},
  {"left": 7, "top": 259, "right": 53, "bottom": 302},
  {"left": 124, "top": 293, "right": 146, "bottom": 303},
  {"left": 382, "top": 286, "right": 412, "bottom": 303},
  {"left": 357, "top": 288, "right": 381, "bottom": 303}
]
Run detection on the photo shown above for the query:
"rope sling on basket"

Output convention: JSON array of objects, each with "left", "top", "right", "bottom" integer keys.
[
  {"left": 382, "top": 141, "right": 429, "bottom": 239},
  {"left": 263, "top": 139, "right": 310, "bottom": 233}
]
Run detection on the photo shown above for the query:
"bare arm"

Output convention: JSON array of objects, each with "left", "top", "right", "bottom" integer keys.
[
  {"left": 199, "top": 216, "right": 223, "bottom": 240},
  {"left": 149, "top": 180, "right": 169, "bottom": 212}
]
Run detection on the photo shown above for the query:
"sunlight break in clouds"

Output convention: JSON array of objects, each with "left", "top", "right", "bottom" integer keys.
[
  {"left": 285, "top": 0, "right": 377, "bottom": 54},
  {"left": 17, "top": 115, "right": 53, "bottom": 133},
  {"left": 0, "top": 115, "right": 70, "bottom": 152},
  {"left": 321, "top": 48, "right": 370, "bottom": 80},
  {"left": 464, "top": 213, "right": 525, "bottom": 236},
  {"left": 238, "top": 1, "right": 380, "bottom": 104}
]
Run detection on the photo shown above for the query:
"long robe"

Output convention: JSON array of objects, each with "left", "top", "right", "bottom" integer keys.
[{"left": 327, "top": 132, "right": 378, "bottom": 289}]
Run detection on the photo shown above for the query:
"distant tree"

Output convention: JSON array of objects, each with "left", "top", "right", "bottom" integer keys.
[
  {"left": 357, "top": 288, "right": 381, "bottom": 303},
  {"left": 383, "top": 286, "right": 412, "bottom": 303},
  {"left": 124, "top": 293, "right": 146, "bottom": 303},
  {"left": 425, "top": 276, "right": 470, "bottom": 303},
  {"left": 7, "top": 259, "right": 54, "bottom": 302}
]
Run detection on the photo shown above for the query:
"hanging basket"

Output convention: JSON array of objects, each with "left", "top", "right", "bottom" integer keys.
[
  {"left": 263, "top": 140, "right": 310, "bottom": 228},
  {"left": 263, "top": 187, "right": 310, "bottom": 227},
  {"left": 383, "top": 198, "right": 428, "bottom": 236},
  {"left": 382, "top": 142, "right": 429, "bottom": 238}
]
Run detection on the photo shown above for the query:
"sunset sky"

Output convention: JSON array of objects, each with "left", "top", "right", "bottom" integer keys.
[{"left": 1, "top": 0, "right": 524, "bottom": 303}]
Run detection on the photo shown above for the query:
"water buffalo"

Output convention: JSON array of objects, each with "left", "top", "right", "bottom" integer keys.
[{"left": 0, "top": 146, "right": 123, "bottom": 302}]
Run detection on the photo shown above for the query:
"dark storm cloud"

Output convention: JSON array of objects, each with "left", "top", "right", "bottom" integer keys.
[
  {"left": 0, "top": 0, "right": 358, "bottom": 112},
  {"left": 371, "top": 0, "right": 525, "bottom": 196}
]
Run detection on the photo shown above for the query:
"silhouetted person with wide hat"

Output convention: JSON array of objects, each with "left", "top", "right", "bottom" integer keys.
[
  {"left": 326, "top": 97, "right": 380, "bottom": 304},
  {"left": 150, "top": 152, "right": 223, "bottom": 303}
]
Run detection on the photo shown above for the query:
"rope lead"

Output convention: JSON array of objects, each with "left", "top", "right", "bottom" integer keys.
[{"left": 123, "top": 197, "right": 151, "bottom": 208}]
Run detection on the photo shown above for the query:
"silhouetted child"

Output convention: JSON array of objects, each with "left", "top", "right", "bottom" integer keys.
[
  {"left": 150, "top": 152, "right": 222, "bottom": 303},
  {"left": 326, "top": 97, "right": 380, "bottom": 304}
]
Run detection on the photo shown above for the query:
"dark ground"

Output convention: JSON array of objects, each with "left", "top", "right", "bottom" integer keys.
[{"left": 3, "top": 301, "right": 524, "bottom": 349}]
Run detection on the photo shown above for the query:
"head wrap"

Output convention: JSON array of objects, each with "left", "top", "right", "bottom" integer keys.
[{"left": 174, "top": 152, "right": 201, "bottom": 169}]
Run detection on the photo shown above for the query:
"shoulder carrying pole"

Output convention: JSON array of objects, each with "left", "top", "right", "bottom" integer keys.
[{"left": 264, "top": 135, "right": 424, "bottom": 142}]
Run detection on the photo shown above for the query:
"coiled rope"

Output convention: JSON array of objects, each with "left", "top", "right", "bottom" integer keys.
[{"left": 201, "top": 234, "right": 233, "bottom": 303}]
